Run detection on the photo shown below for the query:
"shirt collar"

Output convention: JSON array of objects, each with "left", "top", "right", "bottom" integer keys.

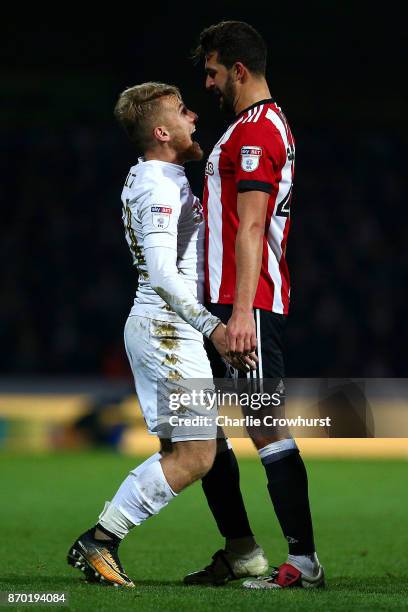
[
  {"left": 137, "top": 157, "right": 185, "bottom": 176},
  {"left": 236, "top": 98, "right": 275, "bottom": 118}
]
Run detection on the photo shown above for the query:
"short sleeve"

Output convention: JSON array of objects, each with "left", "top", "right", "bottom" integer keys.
[
  {"left": 233, "top": 123, "right": 286, "bottom": 194},
  {"left": 137, "top": 179, "right": 181, "bottom": 250}
]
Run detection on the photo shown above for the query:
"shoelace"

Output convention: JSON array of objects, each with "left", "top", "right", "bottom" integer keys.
[
  {"left": 95, "top": 543, "right": 123, "bottom": 574},
  {"left": 104, "top": 551, "right": 121, "bottom": 572},
  {"left": 256, "top": 567, "right": 279, "bottom": 581}
]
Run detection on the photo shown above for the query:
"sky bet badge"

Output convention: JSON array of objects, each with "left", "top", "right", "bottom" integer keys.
[
  {"left": 240, "top": 145, "right": 262, "bottom": 172},
  {"left": 151, "top": 206, "right": 172, "bottom": 229}
]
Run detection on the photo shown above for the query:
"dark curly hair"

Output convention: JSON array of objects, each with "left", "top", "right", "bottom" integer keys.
[{"left": 192, "top": 21, "right": 267, "bottom": 75}]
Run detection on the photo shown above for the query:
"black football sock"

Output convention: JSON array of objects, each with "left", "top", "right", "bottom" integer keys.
[
  {"left": 202, "top": 448, "right": 254, "bottom": 542},
  {"left": 225, "top": 536, "right": 258, "bottom": 555},
  {"left": 94, "top": 523, "right": 120, "bottom": 545},
  {"left": 262, "top": 449, "right": 315, "bottom": 555}
]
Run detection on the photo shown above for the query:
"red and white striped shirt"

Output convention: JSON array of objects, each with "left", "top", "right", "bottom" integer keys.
[{"left": 203, "top": 99, "right": 295, "bottom": 315}]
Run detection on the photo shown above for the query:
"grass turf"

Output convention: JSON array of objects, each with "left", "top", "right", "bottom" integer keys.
[{"left": 1, "top": 452, "right": 407, "bottom": 611}]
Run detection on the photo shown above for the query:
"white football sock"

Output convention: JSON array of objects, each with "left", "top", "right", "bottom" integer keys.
[
  {"left": 98, "top": 501, "right": 133, "bottom": 539},
  {"left": 130, "top": 451, "right": 162, "bottom": 476},
  {"left": 287, "top": 552, "right": 319, "bottom": 576},
  {"left": 258, "top": 438, "right": 298, "bottom": 464},
  {"left": 98, "top": 454, "right": 176, "bottom": 539}
]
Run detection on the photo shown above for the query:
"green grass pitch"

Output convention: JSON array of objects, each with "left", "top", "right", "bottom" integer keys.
[{"left": 1, "top": 452, "right": 407, "bottom": 611}]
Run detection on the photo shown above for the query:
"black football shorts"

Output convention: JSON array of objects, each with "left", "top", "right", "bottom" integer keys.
[{"left": 205, "top": 303, "right": 287, "bottom": 380}]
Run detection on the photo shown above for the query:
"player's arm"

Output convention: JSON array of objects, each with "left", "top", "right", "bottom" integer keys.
[
  {"left": 139, "top": 188, "right": 219, "bottom": 338},
  {"left": 144, "top": 245, "right": 220, "bottom": 337},
  {"left": 145, "top": 234, "right": 255, "bottom": 368},
  {"left": 226, "top": 122, "right": 284, "bottom": 354},
  {"left": 226, "top": 191, "right": 268, "bottom": 354},
  {"left": 138, "top": 186, "right": 255, "bottom": 369}
]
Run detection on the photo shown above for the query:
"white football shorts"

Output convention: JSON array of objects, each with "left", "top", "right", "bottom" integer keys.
[{"left": 124, "top": 315, "right": 217, "bottom": 441}]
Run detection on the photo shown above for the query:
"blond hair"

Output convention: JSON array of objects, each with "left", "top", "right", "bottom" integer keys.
[{"left": 114, "top": 82, "right": 181, "bottom": 151}]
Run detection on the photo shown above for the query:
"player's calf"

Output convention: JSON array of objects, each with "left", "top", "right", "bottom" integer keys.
[{"left": 67, "top": 440, "right": 216, "bottom": 587}]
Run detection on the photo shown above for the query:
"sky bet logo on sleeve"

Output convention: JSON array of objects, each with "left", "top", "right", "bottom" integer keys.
[
  {"left": 240, "top": 145, "right": 262, "bottom": 172},
  {"left": 151, "top": 206, "right": 172, "bottom": 229}
]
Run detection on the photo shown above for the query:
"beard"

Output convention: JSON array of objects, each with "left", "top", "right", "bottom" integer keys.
[
  {"left": 185, "top": 140, "right": 204, "bottom": 162},
  {"left": 217, "top": 74, "right": 236, "bottom": 116},
  {"left": 174, "top": 135, "right": 203, "bottom": 163}
]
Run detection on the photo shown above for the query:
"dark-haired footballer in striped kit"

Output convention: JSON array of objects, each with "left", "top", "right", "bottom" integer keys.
[{"left": 184, "top": 20, "right": 324, "bottom": 590}]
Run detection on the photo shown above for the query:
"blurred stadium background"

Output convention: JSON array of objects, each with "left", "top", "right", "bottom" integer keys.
[
  {"left": 1, "top": 5, "right": 406, "bottom": 457},
  {"left": 1, "top": 6, "right": 407, "bottom": 609}
]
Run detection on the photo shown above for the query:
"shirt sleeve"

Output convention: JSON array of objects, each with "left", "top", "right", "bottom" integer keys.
[
  {"left": 139, "top": 179, "right": 181, "bottom": 250},
  {"left": 232, "top": 122, "right": 286, "bottom": 194},
  {"left": 138, "top": 181, "right": 221, "bottom": 338}
]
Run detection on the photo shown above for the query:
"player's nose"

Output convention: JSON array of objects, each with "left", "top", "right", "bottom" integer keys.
[
  {"left": 205, "top": 75, "right": 215, "bottom": 90},
  {"left": 188, "top": 110, "right": 198, "bottom": 123}
]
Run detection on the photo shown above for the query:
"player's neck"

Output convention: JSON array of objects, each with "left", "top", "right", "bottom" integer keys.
[
  {"left": 144, "top": 148, "right": 184, "bottom": 166},
  {"left": 234, "top": 79, "right": 272, "bottom": 116}
]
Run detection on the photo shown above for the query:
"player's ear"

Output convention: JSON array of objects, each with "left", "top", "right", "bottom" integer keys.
[
  {"left": 233, "top": 62, "right": 246, "bottom": 82},
  {"left": 153, "top": 125, "right": 170, "bottom": 143}
]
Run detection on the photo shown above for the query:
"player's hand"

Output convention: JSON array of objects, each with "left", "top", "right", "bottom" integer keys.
[
  {"left": 209, "top": 323, "right": 228, "bottom": 357},
  {"left": 227, "top": 350, "right": 258, "bottom": 372},
  {"left": 210, "top": 323, "right": 257, "bottom": 372},
  {"left": 226, "top": 310, "right": 257, "bottom": 354}
]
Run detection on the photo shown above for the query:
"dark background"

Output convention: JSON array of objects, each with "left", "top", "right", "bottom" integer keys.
[{"left": 1, "top": 4, "right": 406, "bottom": 378}]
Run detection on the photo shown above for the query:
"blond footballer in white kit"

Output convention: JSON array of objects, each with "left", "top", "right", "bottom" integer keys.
[
  {"left": 122, "top": 154, "right": 217, "bottom": 438},
  {"left": 66, "top": 82, "right": 257, "bottom": 588}
]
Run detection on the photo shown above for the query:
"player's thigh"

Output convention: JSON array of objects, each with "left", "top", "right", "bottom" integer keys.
[
  {"left": 205, "top": 304, "right": 286, "bottom": 379},
  {"left": 124, "top": 315, "right": 159, "bottom": 433},
  {"left": 257, "top": 309, "right": 287, "bottom": 379},
  {"left": 151, "top": 320, "right": 217, "bottom": 442},
  {"left": 149, "top": 318, "right": 213, "bottom": 379},
  {"left": 125, "top": 316, "right": 215, "bottom": 439},
  {"left": 244, "top": 310, "right": 289, "bottom": 444}
]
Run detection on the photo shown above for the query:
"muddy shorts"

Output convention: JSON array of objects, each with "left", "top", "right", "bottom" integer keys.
[{"left": 124, "top": 315, "right": 217, "bottom": 441}]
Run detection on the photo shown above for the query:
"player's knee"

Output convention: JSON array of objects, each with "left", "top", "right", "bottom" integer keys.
[
  {"left": 160, "top": 439, "right": 172, "bottom": 455},
  {"left": 195, "top": 444, "right": 216, "bottom": 478},
  {"left": 216, "top": 437, "right": 229, "bottom": 454},
  {"left": 173, "top": 439, "right": 216, "bottom": 480},
  {"left": 251, "top": 433, "right": 289, "bottom": 450}
]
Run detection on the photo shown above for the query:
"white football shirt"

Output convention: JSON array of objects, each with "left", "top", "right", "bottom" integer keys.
[{"left": 121, "top": 158, "right": 219, "bottom": 337}]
